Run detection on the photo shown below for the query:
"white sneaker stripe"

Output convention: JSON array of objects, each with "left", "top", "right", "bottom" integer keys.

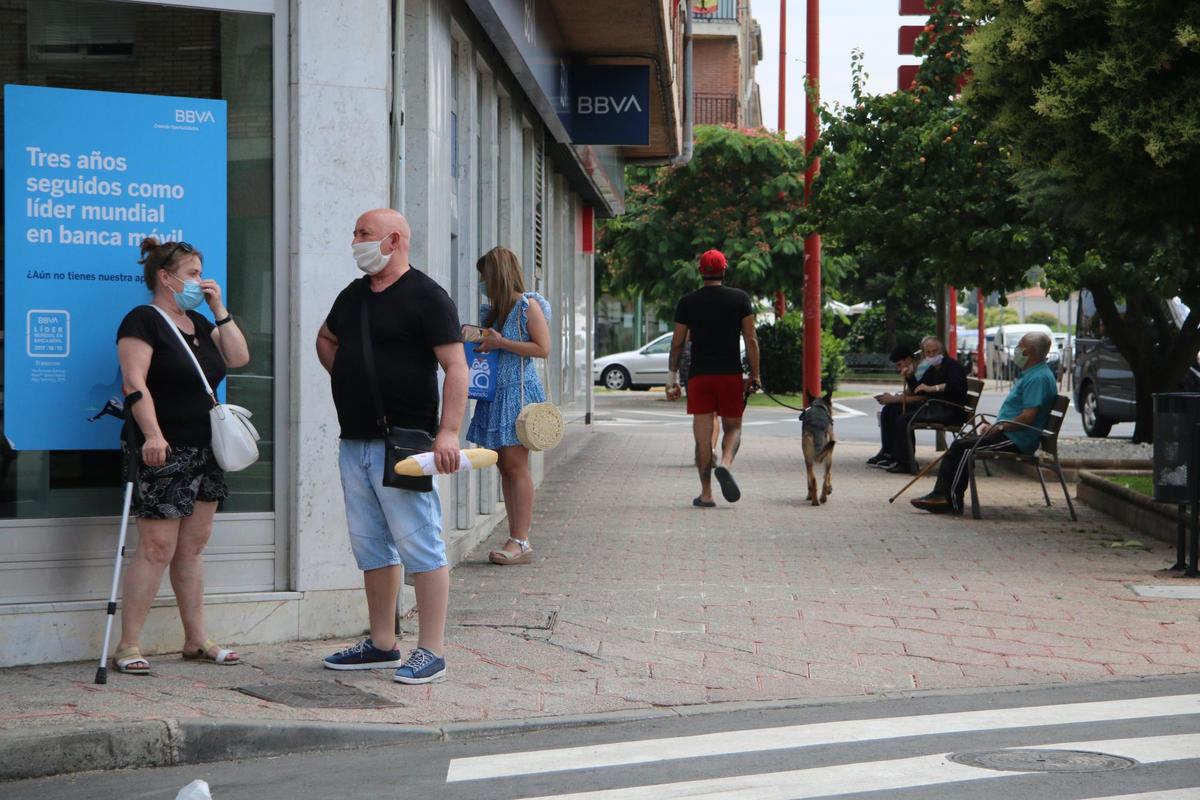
[
  {"left": 510, "top": 734, "right": 1200, "bottom": 800},
  {"left": 445, "top": 693, "right": 1200, "bottom": 782}
]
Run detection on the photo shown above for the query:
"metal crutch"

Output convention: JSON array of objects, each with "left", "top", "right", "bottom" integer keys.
[{"left": 95, "top": 392, "right": 143, "bottom": 684}]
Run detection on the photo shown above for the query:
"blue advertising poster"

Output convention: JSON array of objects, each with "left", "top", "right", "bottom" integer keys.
[{"left": 3, "top": 85, "right": 227, "bottom": 451}]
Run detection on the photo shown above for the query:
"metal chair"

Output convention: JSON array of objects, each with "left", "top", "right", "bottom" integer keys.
[
  {"left": 905, "top": 377, "right": 985, "bottom": 474},
  {"left": 966, "top": 395, "right": 1077, "bottom": 521}
]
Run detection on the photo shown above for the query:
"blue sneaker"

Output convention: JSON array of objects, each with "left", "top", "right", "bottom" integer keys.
[
  {"left": 323, "top": 638, "right": 403, "bottom": 670},
  {"left": 393, "top": 647, "right": 446, "bottom": 684}
]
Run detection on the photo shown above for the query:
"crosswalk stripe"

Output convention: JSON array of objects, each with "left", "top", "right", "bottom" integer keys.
[
  {"left": 446, "top": 693, "right": 1200, "bottom": 782},
  {"left": 1086, "top": 792, "right": 1200, "bottom": 800},
  {"left": 511, "top": 734, "right": 1200, "bottom": 800}
]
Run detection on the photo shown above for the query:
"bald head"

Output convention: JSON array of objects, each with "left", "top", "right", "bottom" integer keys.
[
  {"left": 353, "top": 208, "right": 411, "bottom": 274},
  {"left": 355, "top": 208, "right": 410, "bottom": 244}
]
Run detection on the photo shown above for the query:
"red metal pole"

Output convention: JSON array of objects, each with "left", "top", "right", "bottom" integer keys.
[
  {"left": 778, "top": 0, "right": 787, "bottom": 134},
  {"left": 948, "top": 285, "right": 957, "bottom": 357},
  {"left": 774, "top": 0, "right": 788, "bottom": 320},
  {"left": 976, "top": 288, "right": 986, "bottom": 379},
  {"left": 803, "top": 0, "right": 821, "bottom": 400}
]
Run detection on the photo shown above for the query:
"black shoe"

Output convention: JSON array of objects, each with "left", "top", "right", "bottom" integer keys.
[
  {"left": 911, "top": 493, "right": 953, "bottom": 514},
  {"left": 886, "top": 462, "right": 914, "bottom": 474},
  {"left": 866, "top": 453, "right": 891, "bottom": 465},
  {"left": 870, "top": 458, "right": 896, "bottom": 470},
  {"left": 714, "top": 465, "right": 741, "bottom": 503}
]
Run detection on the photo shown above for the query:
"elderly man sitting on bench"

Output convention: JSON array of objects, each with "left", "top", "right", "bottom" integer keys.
[{"left": 910, "top": 331, "right": 1058, "bottom": 514}]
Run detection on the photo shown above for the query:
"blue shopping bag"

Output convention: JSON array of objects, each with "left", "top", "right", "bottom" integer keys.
[{"left": 465, "top": 342, "right": 499, "bottom": 401}]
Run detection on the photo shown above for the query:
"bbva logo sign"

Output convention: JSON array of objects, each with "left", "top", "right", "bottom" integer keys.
[
  {"left": 576, "top": 95, "right": 644, "bottom": 115},
  {"left": 175, "top": 109, "right": 216, "bottom": 124}
]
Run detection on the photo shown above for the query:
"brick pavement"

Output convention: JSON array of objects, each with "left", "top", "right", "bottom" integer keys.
[{"left": 1, "top": 430, "right": 1197, "bottom": 734}]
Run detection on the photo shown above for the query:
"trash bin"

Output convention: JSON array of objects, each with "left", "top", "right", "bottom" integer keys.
[{"left": 1153, "top": 393, "right": 1200, "bottom": 504}]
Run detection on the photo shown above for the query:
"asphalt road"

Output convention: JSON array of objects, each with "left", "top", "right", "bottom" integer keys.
[
  {"left": 13, "top": 676, "right": 1198, "bottom": 800},
  {"left": 592, "top": 385, "right": 1137, "bottom": 444}
]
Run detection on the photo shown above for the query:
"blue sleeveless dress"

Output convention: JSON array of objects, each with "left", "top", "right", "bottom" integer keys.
[{"left": 467, "top": 292, "right": 551, "bottom": 449}]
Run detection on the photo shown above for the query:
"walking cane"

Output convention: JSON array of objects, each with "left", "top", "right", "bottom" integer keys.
[
  {"left": 887, "top": 413, "right": 991, "bottom": 504},
  {"left": 94, "top": 392, "right": 143, "bottom": 684},
  {"left": 888, "top": 449, "right": 948, "bottom": 504}
]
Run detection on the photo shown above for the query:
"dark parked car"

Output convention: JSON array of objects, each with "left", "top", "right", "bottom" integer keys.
[{"left": 1073, "top": 290, "right": 1199, "bottom": 437}]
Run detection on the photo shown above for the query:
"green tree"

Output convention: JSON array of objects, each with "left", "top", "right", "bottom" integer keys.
[
  {"left": 1025, "top": 311, "right": 1061, "bottom": 329},
  {"left": 814, "top": 2, "right": 1047, "bottom": 348},
  {"left": 596, "top": 125, "right": 811, "bottom": 311},
  {"left": 964, "top": 0, "right": 1200, "bottom": 440}
]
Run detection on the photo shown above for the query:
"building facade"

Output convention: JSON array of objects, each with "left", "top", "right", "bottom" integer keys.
[
  {"left": 692, "top": 0, "right": 762, "bottom": 127},
  {"left": 0, "top": 0, "right": 685, "bottom": 666}
]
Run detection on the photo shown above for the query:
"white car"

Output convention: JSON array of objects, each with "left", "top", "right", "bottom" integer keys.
[
  {"left": 593, "top": 333, "right": 748, "bottom": 391},
  {"left": 593, "top": 333, "right": 674, "bottom": 391}
]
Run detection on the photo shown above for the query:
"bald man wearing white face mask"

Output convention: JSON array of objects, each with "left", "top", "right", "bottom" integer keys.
[{"left": 316, "top": 208, "right": 468, "bottom": 684}]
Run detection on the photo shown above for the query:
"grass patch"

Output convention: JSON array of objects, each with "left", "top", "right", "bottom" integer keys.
[
  {"left": 1104, "top": 473, "right": 1155, "bottom": 497},
  {"left": 745, "top": 390, "right": 865, "bottom": 408},
  {"left": 843, "top": 372, "right": 904, "bottom": 381}
]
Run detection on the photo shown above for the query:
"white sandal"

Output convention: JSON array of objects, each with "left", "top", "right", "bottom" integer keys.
[{"left": 489, "top": 537, "right": 532, "bottom": 565}]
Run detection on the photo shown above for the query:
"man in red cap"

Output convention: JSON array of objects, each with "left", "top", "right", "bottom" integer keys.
[{"left": 666, "top": 249, "right": 761, "bottom": 506}]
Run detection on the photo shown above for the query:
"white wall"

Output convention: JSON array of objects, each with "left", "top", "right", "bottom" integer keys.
[{"left": 289, "top": 0, "right": 391, "bottom": 603}]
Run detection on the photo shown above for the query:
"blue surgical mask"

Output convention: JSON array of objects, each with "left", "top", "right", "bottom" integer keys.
[
  {"left": 915, "top": 354, "right": 943, "bottom": 381},
  {"left": 1013, "top": 348, "right": 1030, "bottom": 370},
  {"left": 168, "top": 274, "right": 205, "bottom": 311}
]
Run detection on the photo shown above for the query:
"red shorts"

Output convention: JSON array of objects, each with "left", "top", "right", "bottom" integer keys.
[{"left": 686, "top": 374, "right": 746, "bottom": 418}]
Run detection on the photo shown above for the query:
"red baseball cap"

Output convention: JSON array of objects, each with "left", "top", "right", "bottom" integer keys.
[{"left": 698, "top": 249, "right": 727, "bottom": 277}]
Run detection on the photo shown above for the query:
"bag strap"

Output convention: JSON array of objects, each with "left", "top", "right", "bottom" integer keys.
[
  {"left": 359, "top": 288, "right": 389, "bottom": 434},
  {"left": 518, "top": 296, "right": 528, "bottom": 408},
  {"left": 147, "top": 305, "right": 217, "bottom": 408}
]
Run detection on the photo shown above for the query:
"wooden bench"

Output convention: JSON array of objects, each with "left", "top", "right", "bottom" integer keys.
[
  {"left": 966, "top": 394, "right": 1078, "bottom": 521},
  {"left": 905, "top": 377, "right": 985, "bottom": 474}
]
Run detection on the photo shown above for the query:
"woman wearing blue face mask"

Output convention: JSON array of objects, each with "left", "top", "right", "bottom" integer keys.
[{"left": 111, "top": 237, "right": 251, "bottom": 675}]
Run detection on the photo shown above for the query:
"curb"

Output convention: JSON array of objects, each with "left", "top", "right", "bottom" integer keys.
[
  {"left": 7, "top": 673, "right": 1200, "bottom": 782},
  {"left": 1077, "top": 469, "right": 1179, "bottom": 545}
]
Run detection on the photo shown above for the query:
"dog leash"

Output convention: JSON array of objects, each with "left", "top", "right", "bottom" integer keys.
[{"left": 753, "top": 387, "right": 809, "bottom": 414}]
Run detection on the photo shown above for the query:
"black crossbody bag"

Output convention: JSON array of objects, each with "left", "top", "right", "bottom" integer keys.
[{"left": 360, "top": 296, "right": 434, "bottom": 492}]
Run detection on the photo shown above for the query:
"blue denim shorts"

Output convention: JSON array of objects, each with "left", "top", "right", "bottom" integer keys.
[{"left": 338, "top": 439, "right": 447, "bottom": 574}]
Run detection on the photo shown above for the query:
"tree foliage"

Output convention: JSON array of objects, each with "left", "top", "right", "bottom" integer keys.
[
  {"left": 756, "top": 314, "right": 846, "bottom": 394},
  {"left": 964, "top": 0, "right": 1200, "bottom": 440},
  {"left": 596, "top": 125, "right": 811, "bottom": 310}
]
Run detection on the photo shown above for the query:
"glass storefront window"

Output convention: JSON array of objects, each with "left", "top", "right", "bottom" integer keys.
[{"left": 0, "top": 0, "right": 275, "bottom": 518}]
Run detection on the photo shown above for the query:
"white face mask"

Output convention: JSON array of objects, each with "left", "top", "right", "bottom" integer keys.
[{"left": 352, "top": 239, "right": 390, "bottom": 275}]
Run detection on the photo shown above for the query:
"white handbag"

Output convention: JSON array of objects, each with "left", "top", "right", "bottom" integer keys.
[{"left": 149, "top": 305, "right": 260, "bottom": 472}]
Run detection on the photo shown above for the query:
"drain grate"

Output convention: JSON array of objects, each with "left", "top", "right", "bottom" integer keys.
[
  {"left": 236, "top": 681, "right": 401, "bottom": 709},
  {"left": 949, "top": 749, "right": 1137, "bottom": 773}
]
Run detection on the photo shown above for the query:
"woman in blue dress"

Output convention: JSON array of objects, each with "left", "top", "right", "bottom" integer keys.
[{"left": 467, "top": 247, "right": 551, "bottom": 565}]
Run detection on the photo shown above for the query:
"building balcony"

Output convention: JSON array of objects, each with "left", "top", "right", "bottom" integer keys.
[
  {"left": 692, "top": 0, "right": 738, "bottom": 23},
  {"left": 695, "top": 93, "right": 739, "bottom": 126}
]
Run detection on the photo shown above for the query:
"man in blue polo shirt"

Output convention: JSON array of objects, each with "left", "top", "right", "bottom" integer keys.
[{"left": 911, "top": 331, "right": 1058, "bottom": 514}]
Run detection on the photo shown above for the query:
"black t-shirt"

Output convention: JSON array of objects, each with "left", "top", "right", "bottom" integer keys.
[
  {"left": 674, "top": 285, "right": 753, "bottom": 376},
  {"left": 325, "top": 269, "right": 462, "bottom": 439},
  {"left": 117, "top": 305, "right": 226, "bottom": 447}
]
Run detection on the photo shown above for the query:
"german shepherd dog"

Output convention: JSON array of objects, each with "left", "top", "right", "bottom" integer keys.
[{"left": 799, "top": 390, "right": 836, "bottom": 505}]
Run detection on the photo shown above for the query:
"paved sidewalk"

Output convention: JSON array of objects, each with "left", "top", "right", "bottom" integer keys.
[{"left": 2, "top": 431, "right": 1197, "bottom": 778}]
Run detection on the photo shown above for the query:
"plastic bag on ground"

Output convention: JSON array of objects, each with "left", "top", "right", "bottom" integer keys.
[{"left": 176, "top": 779, "right": 212, "bottom": 800}]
